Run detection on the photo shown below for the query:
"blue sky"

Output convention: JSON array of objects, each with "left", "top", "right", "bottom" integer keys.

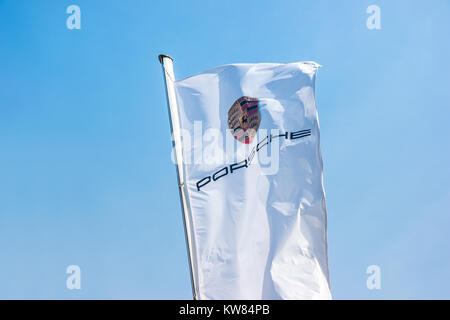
[{"left": 0, "top": 0, "right": 449, "bottom": 299}]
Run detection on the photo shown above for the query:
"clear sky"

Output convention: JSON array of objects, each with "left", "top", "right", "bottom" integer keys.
[{"left": 0, "top": 0, "right": 449, "bottom": 299}]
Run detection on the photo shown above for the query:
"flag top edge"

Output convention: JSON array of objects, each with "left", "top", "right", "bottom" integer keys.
[{"left": 175, "top": 61, "right": 322, "bottom": 83}]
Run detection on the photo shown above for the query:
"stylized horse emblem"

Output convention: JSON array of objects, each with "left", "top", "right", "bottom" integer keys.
[{"left": 227, "top": 96, "right": 260, "bottom": 144}]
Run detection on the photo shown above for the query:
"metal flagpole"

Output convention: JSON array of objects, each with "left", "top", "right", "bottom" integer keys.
[{"left": 158, "top": 54, "right": 198, "bottom": 300}]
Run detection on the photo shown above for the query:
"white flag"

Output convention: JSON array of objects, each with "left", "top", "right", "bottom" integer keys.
[{"left": 173, "top": 62, "right": 331, "bottom": 300}]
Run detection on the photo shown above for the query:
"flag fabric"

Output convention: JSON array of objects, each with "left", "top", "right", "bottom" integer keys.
[{"left": 173, "top": 62, "right": 331, "bottom": 300}]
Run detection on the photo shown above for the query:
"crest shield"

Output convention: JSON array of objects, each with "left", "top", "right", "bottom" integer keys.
[{"left": 227, "top": 96, "right": 260, "bottom": 144}]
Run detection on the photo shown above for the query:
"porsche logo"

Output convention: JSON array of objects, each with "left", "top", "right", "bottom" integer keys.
[{"left": 227, "top": 96, "right": 260, "bottom": 144}]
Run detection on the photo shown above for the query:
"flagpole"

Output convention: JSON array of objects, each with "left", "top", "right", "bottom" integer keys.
[{"left": 158, "top": 54, "right": 198, "bottom": 300}]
